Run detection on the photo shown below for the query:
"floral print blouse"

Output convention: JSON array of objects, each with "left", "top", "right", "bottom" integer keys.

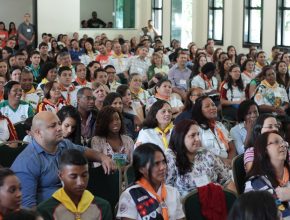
[
  {"left": 91, "top": 135, "right": 134, "bottom": 167},
  {"left": 165, "top": 148, "right": 232, "bottom": 198}
]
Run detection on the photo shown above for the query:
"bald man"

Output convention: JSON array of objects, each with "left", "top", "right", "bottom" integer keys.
[{"left": 11, "top": 111, "right": 115, "bottom": 209}]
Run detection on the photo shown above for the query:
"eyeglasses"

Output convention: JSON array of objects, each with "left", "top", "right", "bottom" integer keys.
[
  {"left": 267, "top": 140, "right": 289, "bottom": 148},
  {"left": 262, "top": 124, "right": 281, "bottom": 129}
]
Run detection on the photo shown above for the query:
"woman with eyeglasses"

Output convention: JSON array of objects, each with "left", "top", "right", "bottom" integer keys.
[
  {"left": 244, "top": 114, "right": 283, "bottom": 172},
  {"left": 245, "top": 131, "right": 290, "bottom": 218},
  {"left": 192, "top": 95, "right": 236, "bottom": 166},
  {"left": 230, "top": 100, "right": 260, "bottom": 155}
]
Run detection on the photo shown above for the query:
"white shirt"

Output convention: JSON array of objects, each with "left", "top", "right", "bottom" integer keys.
[
  {"left": 191, "top": 74, "right": 218, "bottom": 91},
  {"left": 0, "top": 119, "right": 10, "bottom": 143},
  {"left": 199, "top": 121, "right": 232, "bottom": 158},
  {"left": 135, "top": 127, "right": 173, "bottom": 152},
  {"left": 117, "top": 184, "right": 185, "bottom": 220}
]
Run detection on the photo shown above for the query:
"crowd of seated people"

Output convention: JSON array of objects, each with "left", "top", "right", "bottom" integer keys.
[{"left": 1, "top": 21, "right": 290, "bottom": 219}]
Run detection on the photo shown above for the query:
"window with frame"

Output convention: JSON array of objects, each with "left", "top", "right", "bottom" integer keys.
[
  {"left": 243, "top": 0, "right": 263, "bottom": 47},
  {"left": 171, "top": 0, "right": 192, "bottom": 47},
  {"left": 208, "top": 0, "right": 224, "bottom": 45},
  {"left": 276, "top": 0, "right": 290, "bottom": 47},
  {"left": 152, "top": 0, "right": 163, "bottom": 36}
]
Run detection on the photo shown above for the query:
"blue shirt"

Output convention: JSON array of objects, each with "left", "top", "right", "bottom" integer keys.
[
  {"left": 168, "top": 64, "right": 191, "bottom": 91},
  {"left": 230, "top": 122, "right": 247, "bottom": 155},
  {"left": 69, "top": 49, "right": 84, "bottom": 62},
  {"left": 11, "top": 138, "right": 85, "bottom": 208}
]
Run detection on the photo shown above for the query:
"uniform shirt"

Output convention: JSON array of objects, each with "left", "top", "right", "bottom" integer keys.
[
  {"left": 135, "top": 127, "right": 174, "bottom": 151},
  {"left": 22, "top": 87, "right": 43, "bottom": 110},
  {"left": 117, "top": 184, "right": 185, "bottom": 220},
  {"left": 0, "top": 115, "right": 18, "bottom": 143},
  {"left": 0, "top": 100, "right": 34, "bottom": 124},
  {"left": 191, "top": 74, "right": 218, "bottom": 91},
  {"left": 254, "top": 80, "right": 288, "bottom": 108},
  {"left": 108, "top": 53, "right": 129, "bottom": 74},
  {"left": 199, "top": 122, "right": 232, "bottom": 158},
  {"left": 220, "top": 82, "right": 245, "bottom": 102}
]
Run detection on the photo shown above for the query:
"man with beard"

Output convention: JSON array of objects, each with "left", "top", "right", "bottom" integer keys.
[{"left": 77, "top": 87, "right": 98, "bottom": 145}]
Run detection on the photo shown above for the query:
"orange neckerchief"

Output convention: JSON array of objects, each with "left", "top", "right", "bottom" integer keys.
[
  {"left": 199, "top": 72, "right": 212, "bottom": 89},
  {"left": 59, "top": 83, "right": 75, "bottom": 105},
  {"left": 137, "top": 177, "right": 169, "bottom": 220},
  {"left": 43, "top": 98, "right": 66, "bottom": 112},
  {"left": 279, "top": 167, "right": 289, "bottom": 186},
  {"left": 209, "top": 120, "right": 229, "bottom": 150},
  {"left": 154, "top": 122, "right": 174, "bottom": 149},
  {"left": 155, "top": 93, "right": 170, "bottom": 101},
  {"left": 75, "top": 77, "right": 88, "bottom": 86},
  {"left": 243, "top": 70, "right": 254, "bottom": 79},
  {"left": 0, "top": 90, "right": 3, "bottom": 102}
]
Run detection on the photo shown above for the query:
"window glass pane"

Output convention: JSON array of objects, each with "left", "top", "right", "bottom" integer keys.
[
  {"left": 208, "top": 10, "right": 213, "bottom": 39},
  {"left": 249, "top": 10, "right": 261, "bottom": 43},
  {"left": 214, "top": 10, "right": 223, "bottom": 40},
  {"left": 171, "top": 0, "right": 192, "bottom": 47},
  {"left": 154, "top": 10, "right": 162, "bottom": 34},
  {"left": 251, "top": 0, "right": 261, "bottom": 7},
  {"left": 209, "top": 0, "right": 213, "bottom": 7},
  {"left": 244, "top": 11, "right": 249, "bottom": 41},
  {"left": 282, "top": 10, "right": 290, "bottom": 46},
  {"left": 153, "top": 0, "right": 162, "bottom": 8},
  {"left": 215, "top": 0, "right": 223, "bottom": 8},
  {"left": 285, "top": 0, "right": 290, "bottom": 7},
  {"left": 277, "top": 10, "right": 282, "bottom": 45}
]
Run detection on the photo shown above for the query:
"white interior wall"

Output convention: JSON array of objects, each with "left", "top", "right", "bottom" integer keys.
[
  {"left": 0, "top": 0, "right": 33, "bottom": 29},
  {"left": 37, "top": 0, "right": 278, "bottom": 54},
  {"left": 38, "top": 0, "right": 150, "bottom": 42}
]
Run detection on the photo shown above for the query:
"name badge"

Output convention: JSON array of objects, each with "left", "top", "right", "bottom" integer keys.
[
  {"left": 194, "top": 175, "right": 210, "bottom": 187},
  {"left": 27, "top": 28, "right": 31, "bottom": 32},
  {"left": 179, "top": 79, "right": 186, "bottom": 85}
]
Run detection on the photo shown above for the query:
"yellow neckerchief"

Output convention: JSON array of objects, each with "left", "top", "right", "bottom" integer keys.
[
  {"left": 137, "top": 177, "right": 169, "bottom": 220},
  {"left": 41, "top": 78, "right": 49, "bottom": 84},
  {"left": 279, "top": 167, "right": 290, "bottom": 187},
  {"left": 255, "top": 62, "right": 264, "bottom": 69},
  {"left": 260, "top": 79, "right": 278, "bottom": 89},
  {"left": 112, "top": 52, "right": 124, "bottom": 59},
  {"left": 22, "top": 86, "right": 36, "bottom": 100},
  {"left": 154, "top": 122, "right": 174, "bottom": 149},
  {"left": 25, "top": 86, "right": 36, "bottom": 94},
  {"left": 52, "top": 188, "right": 94, "bottom": 220}
]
